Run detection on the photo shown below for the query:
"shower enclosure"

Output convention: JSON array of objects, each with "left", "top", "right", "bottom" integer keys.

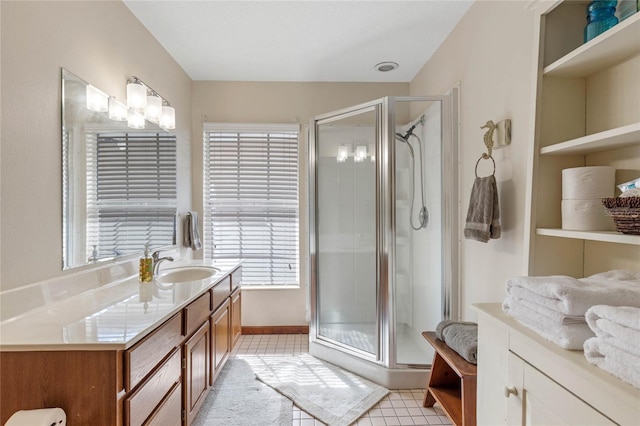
[{"left": 309, "top": 95, "right": 459, "bottom": 389}]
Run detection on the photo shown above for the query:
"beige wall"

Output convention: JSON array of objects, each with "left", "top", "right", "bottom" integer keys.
[
  {"left": 1, "top": 0, "right": 537, "bottom": 326},
  {"left": 410, "top": 0, "right": 536, "bottom": 320},
  {"left": 0, "top": 1, "right": 193, "bottom": 291},
  {"left": 191, "top": 82, "right": 409, "bottom": 326}
]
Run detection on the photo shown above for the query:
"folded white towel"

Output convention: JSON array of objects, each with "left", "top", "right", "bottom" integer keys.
[
  {"left": 506, "top": 270, "right": 640, "bottom": 316},
  {"left": 585, "top": 305, "right": 640, "bottom": 354},
  {"left": 584, "top": 337, "right": 640, "bottom": 389},
  {"left": 509, "top": 294, "right": 586, "bottom": 325},
  {"left": 503, "top": 297, "right": 594, "bottom": 350}
]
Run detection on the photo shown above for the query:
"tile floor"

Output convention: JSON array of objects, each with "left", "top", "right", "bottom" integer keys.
[{"left": 230, "top": 334, "right": 453, "bottom": 426}]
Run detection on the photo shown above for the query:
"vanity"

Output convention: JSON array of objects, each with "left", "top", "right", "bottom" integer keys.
[{"left": 0, "top": 259, "right": 242, "bottom": 426}]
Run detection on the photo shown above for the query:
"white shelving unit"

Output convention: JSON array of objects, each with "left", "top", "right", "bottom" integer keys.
[
  {"left": 524, "top": 0, "right": 640, "bottom": 278},
  {"left": 477, "top": 5, "right": 640, "bottom": 425}
]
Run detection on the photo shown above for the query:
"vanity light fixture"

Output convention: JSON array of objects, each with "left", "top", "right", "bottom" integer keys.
[
  {"left": 337, "top": 145, "right": 349, "bottom": 162},
  {"left": 108, "top": 97, "right": 128, "bottom": 121},
  {"left": 127, "top": 109, "right": 145, "bottom": 129},
  {"left": 145, "top": 92, "right": 162, "bottom": 123},
  {"left": 354, "top": 145, "right": 367, "bottom": 162},
  {"left": 126, "top": 79, "right": 147, "bottom": 111},
  {"left": 160, "top": 103, "right": 175, "bottom": 130},
  {"left": 127, "top": 76, "right": 175, "bottom": 130},
  {"left": 86, "top": 84, "right": 109, "bottom": 112}
]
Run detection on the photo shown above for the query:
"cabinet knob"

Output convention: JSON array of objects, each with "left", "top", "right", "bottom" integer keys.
[{"left": 503, "top": 386, "right": 518, "bottom": 398}]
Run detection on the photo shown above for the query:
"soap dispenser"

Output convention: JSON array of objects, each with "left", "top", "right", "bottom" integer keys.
[{"left": 139, "top": 244, "right": 153, "bottom": 282}]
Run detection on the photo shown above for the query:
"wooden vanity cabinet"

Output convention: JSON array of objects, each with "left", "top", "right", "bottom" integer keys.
[
  {"left": 124, "top": 312, "right": 183, "bottom": 426},
  {"left": 125, "top": 348, "right": 182, "bottom": 426},
  {"left": 210, "top": 298, "right": 231, "bottom": 385},
  {"left": 0, "top": 267, "right": 242, "bottom": 426},
  {"left": 145, "top": 382, "right": 182, "bottom": 426},
  {"left": 125, "top": 312, "right": 183, "bottom": 392},
  {"left": 230, "top": 287, "right": 242, "bottom": 348},
  {"left": 183, "top": 321, "right": 210, "bottom": 426}
]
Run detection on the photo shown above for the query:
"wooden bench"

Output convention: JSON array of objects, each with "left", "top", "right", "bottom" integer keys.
[{"left": 422, "top": 331, "right": 477, "bottom": 426}]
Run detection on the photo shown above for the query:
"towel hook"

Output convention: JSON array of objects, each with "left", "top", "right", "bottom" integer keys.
[
  {"left": 475, "top": 120, "right": 500, "bottom": 177},
  {"left": 480, "top": 120, "right": 496, "bottom": 159}
]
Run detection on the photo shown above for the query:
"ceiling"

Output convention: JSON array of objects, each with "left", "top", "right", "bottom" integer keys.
[{"left": 123, "top": 1, "right": 473, "bottom": 83}]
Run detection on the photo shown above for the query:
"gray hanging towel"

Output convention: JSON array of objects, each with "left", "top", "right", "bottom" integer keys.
[
  {"left": 184, "top": 211, "right": 202, "bottom": 250},
  {"left": 464, "top": 175, "right": 501, "bottom": 243}
]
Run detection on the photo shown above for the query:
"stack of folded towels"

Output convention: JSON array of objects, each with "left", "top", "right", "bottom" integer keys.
[
  {"left": 503, "top": 270, "right": 640, "bottom": 350},
  {"left": 584, "top": 305, "right": 640, "bottom": 389},
  {"left": 435, "top": 320, "right": 478, "bottom": 364}
]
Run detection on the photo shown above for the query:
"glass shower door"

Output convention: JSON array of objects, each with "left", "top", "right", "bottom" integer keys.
[{"left": 312, "top": 104, "right": 380, "bottom": 358}]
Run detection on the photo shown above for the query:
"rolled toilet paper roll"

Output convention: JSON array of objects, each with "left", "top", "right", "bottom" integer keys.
[
  {"left": 561, "top": 199, "right": 616, "bottom": 231},
  {"left": 5, "top": 408, "right": 66, "bottom": 426},
  {"left": 562, "top": 166, "right": 615, "bottom": 200}
]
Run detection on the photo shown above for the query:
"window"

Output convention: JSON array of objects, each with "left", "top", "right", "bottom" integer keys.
[
  {"left": 203, "top": 123, "right": 299, "bottom": 286},
  {"left": 86, "top": 131, "right": 177, "bottom": 260}
]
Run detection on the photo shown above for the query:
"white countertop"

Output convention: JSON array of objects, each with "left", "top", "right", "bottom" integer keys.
[{"left": 0, "top": 259, "right": 242, "bottom": 351}]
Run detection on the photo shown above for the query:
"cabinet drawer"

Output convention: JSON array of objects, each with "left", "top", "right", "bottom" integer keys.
[
  {"left": 230, "top": 267, "right": 242, "bottom": 290},
  {"left": 145, "top": 381, "right": 182, "bottom": 426},
  {"left": 125, "top": 312, "right": 182, "bottom": 391},
  {"left": 184, "top": 291, "right": 212, "bottom": 337},
  {"left": 211, "top": 275, "right": 231, "bottom": 311},
  {"left": 126, "top": 348, "right": 181, "bottom": 426}
]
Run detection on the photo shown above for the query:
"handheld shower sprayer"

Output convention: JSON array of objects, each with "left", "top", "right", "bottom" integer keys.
[{"left": 395, "top": 114, "right": 428, "bottom": 230}]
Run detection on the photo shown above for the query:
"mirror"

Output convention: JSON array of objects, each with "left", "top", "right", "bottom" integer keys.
[{"left": 62, "top": 69, "right": 177, "bottom": 270}]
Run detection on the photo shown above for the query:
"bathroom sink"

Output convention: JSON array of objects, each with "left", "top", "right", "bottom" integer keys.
[{"left": 156, "top": 266, "right": 220, "bottom": 283}]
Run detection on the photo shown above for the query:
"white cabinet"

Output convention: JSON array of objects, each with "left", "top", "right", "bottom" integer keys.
[
  {"left": 506, "top": 353, "right": 613, "bottom": 426},
  {"left": 475, "top": 304, "right": 640, "bottom": 426},
  {"left": 525, "top": 1, "right": 640, "bottom": 278}
]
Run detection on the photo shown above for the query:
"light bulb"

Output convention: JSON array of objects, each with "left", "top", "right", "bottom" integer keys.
[
  {"left": 127, "top": 109, "right": 145, "bottom": 129},
  {"left": 145, "top": 94, "right": 162, "bottom": 123},
  {"left": 355, "top": 145, "right": 367, "bottom": 162},
  {"left": 160, "top": 105, "right": 175, "bottom": 130},
  {"left": 126, "top": 82, "right": 147, "bottom": 111},
  {"left": 337, "top": 145, "right": 349, "bottom": 162},
  {"left": 108, "top": 98, "right": 128, "bottom": 121},
  {"left": 86, "top": 85, "right": 108, "bottom": 112}
]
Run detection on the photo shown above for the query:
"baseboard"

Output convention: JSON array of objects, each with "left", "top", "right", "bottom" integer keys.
[{"left": 241, "top": 325, "right": 309, "bottom": 335}]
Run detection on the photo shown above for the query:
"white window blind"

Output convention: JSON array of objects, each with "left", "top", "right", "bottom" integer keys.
[
  {"left": 86, "top": 132, "right": 177, "bottom": 259},
  {"left": 203, "top": 123, "right": 299, "bottom": 286}
]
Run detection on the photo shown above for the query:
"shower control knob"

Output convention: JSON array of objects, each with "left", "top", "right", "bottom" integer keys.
[{"left": 503, "top": 386, "right": 518, "bottom": 398}]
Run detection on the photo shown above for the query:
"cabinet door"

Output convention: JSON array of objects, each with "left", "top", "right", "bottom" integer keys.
[
  {"left": 506, "top": 353, "right": 614, "bottom": 426},
  {"left": 477, "top": 317, "right": 509, "bottom": 426},
  {"left": 184, "top": 321, "right": 210, "bottom": 426},
  {"left": 210, "top": 298, "right": 231, "bottom": 385},
  {"left": 230, "top": 289, "right": 241, "bottom": 349}
]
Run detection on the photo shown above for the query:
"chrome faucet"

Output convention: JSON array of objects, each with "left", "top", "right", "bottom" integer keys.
[{"left": 152, "top": 250, "right": 174, "bottom": 276}]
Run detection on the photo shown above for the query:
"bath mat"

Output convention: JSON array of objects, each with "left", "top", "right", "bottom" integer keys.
[
  {"left": 254, "top": 353, "right": 389, "bottom": 426},
  {"left": 192, "top": 358, "right": 293, "bottom": 426}
]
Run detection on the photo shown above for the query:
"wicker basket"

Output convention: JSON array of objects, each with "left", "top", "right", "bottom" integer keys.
[{"left": 602, "top": 197, "right": 640, "bottom": 235}]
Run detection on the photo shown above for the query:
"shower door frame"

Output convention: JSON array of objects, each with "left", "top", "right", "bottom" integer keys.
[{"left": 309, "top": 94, "right": 459, "bottom": 369}]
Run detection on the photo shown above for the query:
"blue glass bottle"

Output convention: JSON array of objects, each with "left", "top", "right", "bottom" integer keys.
[{"left": 585, "top": 1, "right": 619, "bottom": 42}]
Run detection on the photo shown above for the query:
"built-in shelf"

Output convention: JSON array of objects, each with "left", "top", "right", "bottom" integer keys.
[
  {"left": 543, "top": 13, "right": 640, "bottom": 77},
  {"left": 536, "top": 228, "right": 640, "bottom": 245},
  {"left": 540, "top": 122, "right": 640, "bottom": 155}
]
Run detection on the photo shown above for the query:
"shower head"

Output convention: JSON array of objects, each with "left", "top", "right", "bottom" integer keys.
[
  {"left": 395, "top": 133, "right": 409, "bottom": 143},
  {"left": 397, "top": 114, "right": 426, "bottom": 141}
]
